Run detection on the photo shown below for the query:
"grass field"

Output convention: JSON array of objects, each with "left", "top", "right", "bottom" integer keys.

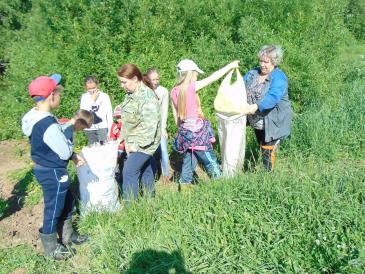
[
  {"left": 0, "top": 1, "right": 364, "bottom": 272},
  {"left": 1, "top": 73, "right": 364, "bottom": 272}
]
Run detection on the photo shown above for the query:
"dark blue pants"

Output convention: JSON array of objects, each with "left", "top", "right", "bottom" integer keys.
[
  {"left": 33, "top": 166, "right": 74, "bottom": 234},
  {"left": 122, "top": 152, "right": 155, "bottom": 202}
]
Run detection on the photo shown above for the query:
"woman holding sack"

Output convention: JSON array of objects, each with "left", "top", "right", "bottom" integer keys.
[
  {"left": 244, "top": 45, "right": 293, "bottom": 171},
  {"left": 117, "top": 64, "right": 160, "bottom": 203},
  {"left": 171, "top": 59, "right": 239, "bottom": 185}
]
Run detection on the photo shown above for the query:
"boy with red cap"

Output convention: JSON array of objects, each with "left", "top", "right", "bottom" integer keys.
[{"left": 22, "top": 74, "right": 88, "bottom": 260}]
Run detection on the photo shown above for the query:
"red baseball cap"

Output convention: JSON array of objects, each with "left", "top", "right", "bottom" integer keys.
[{"left": 28, "top": 74, "right": 62, "bottom": 100}]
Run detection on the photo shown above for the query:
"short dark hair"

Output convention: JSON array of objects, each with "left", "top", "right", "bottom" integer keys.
[{"left": 84, "top": 75, "right": 99, "bottom": 85}]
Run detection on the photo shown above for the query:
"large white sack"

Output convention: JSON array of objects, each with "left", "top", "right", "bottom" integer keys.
[
  {"left": 216, "top": 113, "right": 246, "bottom": 177},
  {"left": 77, "top": 141, "right": 121, "bottom": 212},
  {"left": 214, "top": 68, "right": 248, "bottom": 176},
  {"left": 214, "top": 68, "right": 249, "bottom": 116}
]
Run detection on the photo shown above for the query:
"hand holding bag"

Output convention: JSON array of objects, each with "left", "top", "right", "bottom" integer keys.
[{"left": 214, "top": 68, "right": 249, "bottom": 116}]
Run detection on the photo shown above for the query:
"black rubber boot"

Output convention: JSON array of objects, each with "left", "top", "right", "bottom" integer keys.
[
  {"left": 58, "top": 219, "right": 88, "bottom": 245},
  {"left": 39, "top": 230, "right": 74, "bottom": 260},
  {"left": 261, "top": 145, "right": 274, "bottom": 171},
  {"left": 261, "top": 140, "right": 280, "bottom": 171}
]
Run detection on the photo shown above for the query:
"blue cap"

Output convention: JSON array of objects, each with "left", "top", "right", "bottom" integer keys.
[{"left": 50, "top": 73, "right": 62, "bottom": 84}]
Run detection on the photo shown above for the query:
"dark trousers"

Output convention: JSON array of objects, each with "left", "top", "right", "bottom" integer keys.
[
  {"left": 122, "top": 152, "right": 155, "bottom": 202},
  {"left": 254, "top": 129, "right": 280, "bottom": 171},
  {"left": 33, "top": 166, "right": 74, "bottom": 234},
  {"left": 115, "top": 151, "right": 127, "bottom": 188}
]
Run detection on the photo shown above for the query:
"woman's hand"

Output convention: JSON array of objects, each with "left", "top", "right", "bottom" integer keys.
[
  {"left": 229, "top": 60, "right": 240, "bottom": 70},
  {"left": 246, "top": 104, "right": 258, "bottom": 115},
  {"left": 125, "top": 143, "right": 137, "bottom": 153},
  {"left": 196, "top": 60, "right": 240, "bottom": 92},
  {"left": 91, "top": 89, "right": 100, "bottom": 102},
  {"left": 72, "top": 153, "right": 86, "bottom": 167}
]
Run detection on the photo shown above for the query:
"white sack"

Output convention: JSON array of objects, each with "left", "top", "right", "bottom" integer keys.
[
  {"left": 214, "top": 68, "right": 249, "bottom": 116},
  {"left": 77, "top": 141, "right": 121, "bottom": 212},
  {"left": 216, "top": 113, "right": 246, "bottom": 177},
  {"left": 214, "top": 69, "right": 248, "bottom": 176}
]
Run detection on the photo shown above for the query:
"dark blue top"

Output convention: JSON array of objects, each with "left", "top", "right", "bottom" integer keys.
[{"left": 30, "top": 116, "right": 70, "bottom": 168}]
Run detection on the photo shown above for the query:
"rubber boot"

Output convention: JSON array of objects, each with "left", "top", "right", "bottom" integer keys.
[
  {"left": 261, "top": 144, "right": 277, "bottom": 171},
  {"left": 57, "top": 219, "right": 88, "bottom": 245},
  {"left": 39, "top": 230, "right": 73, "bottom": 260}
]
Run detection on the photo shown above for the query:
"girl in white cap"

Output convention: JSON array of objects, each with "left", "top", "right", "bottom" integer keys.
[{"left": 171, "top": 59, "right": 239, "bottom": 185}]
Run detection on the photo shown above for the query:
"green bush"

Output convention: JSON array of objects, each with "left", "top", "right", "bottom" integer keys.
[
  {"left": 0, "top": 0, "right": 32, "bottom": 65},
  {"left": 0, "top": 0, "right": 356, "bottom": 140},
  {"left": 345, "top": 0, "right": 365, "bottom": 40},
  {"left": 1, "top": 2, "right": 364, "bottom": 272}
]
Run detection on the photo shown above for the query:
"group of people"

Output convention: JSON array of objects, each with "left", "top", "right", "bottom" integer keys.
[{"left": 21, "top": 45, "right": 292, "bottom": 260}]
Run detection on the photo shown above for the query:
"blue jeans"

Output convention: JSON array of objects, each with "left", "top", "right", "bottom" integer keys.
[
  {"left": 180, "top": 149, "right": 222, "bottom": 184},
  {"left": 122, "top": 152, "right": 155, "bottom": 202},
  {"left": 160, "top": 137, "right": 170, "bottom": 177},
  {"left": 33, "top": 166, "right": 74, "bottom": 234}
]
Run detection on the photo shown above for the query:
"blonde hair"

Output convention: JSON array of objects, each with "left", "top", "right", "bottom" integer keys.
[{"left": 176, "top": 70, "right": 199, "bottom": 121}]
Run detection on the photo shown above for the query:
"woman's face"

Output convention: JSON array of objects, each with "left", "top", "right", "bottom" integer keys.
[
  {"left": 85, "top": 81, "right": 98, "bottom": 94},
  {"left": 148, "top": 72, "right": 160, "bottom": 90},
  {"left": 118, "top": 76, "right": 139, "bottom": 93},
  {"left": 259, "top": 56, "right": 275, "bottom": 75}
]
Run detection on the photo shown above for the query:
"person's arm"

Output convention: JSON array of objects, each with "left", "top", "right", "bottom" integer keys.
[
  {"left": 60, "top": 122, "right": 74, "bottom": 140},
  {"left": 104, "top": 93, "right": 113, "bottom": 134},
  {"left": 170, "top": 88, "right": 179, "bottom": 126},
  {"left": 171, "top": 99, "right": 178, "bottom": 126},
  {"left": 80, "top": 93, "right": 88, "bottom": 110},
  {"left": 160, "top": 88, "right": 169, "bottom": 138},
  {"left": 257, "top": 70, "right": 288, "bottom": 112},
  {"left": 43, "top": 123, "right": 74, "bottom": 160},
  {"left": 195, "top": 60, "right": 239, "bottom": 92}
]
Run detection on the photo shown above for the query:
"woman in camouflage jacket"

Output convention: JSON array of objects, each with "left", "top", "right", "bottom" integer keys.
[{"left": 117, "top": 64, "right": 161, "bottom": 203}]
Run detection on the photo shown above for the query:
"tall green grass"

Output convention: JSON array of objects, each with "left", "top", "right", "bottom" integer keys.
[
  {"left": 2, "top": 78, "right": 363, "bottom": 273},
  {"left": 1, "top": 1, "right": 364, "bottom": 272}
]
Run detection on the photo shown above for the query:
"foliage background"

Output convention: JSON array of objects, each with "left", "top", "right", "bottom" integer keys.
[
  {"left": 0, "top": 0, "right": 363, "bottom": 140},
  {"left": 0, "top": 0, "right": 364, "bottom": 273}
]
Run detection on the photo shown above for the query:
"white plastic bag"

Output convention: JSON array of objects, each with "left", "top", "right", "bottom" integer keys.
[
  {"left": 77, "top": 141, "right": 121, "bottom": 213},
  {"left": 216, "top": 113, "right": 246, "bottom": 177},
  {"left": 214, "top": 68, "right": 249, "bottom": 116}
]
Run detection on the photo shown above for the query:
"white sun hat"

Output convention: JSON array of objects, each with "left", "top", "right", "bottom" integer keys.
[{"left": 177, "top": 59, "right": 204, "bottom": 74}]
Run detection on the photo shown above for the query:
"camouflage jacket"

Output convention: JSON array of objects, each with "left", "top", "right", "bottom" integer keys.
[{"left": 120, "top": 82, "right": 161, "bottom": 155}]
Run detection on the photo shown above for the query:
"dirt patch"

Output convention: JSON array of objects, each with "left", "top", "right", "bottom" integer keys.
[
  {"left": 0, "top": 139, "right": 211, "bottom": 252},
  {"left": 0, "top": 139, "right": 43, "bottom": 251},
  {"left": 0, "top": 140, "right": 29, "bottom": 196}
]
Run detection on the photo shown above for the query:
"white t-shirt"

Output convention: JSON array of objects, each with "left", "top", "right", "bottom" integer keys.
[
  {"left": 154, "top": 85, "right": 169, "bottom": 137},
  {"left": 80, "top": 91, "right": 113, "bottom": 132}
]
